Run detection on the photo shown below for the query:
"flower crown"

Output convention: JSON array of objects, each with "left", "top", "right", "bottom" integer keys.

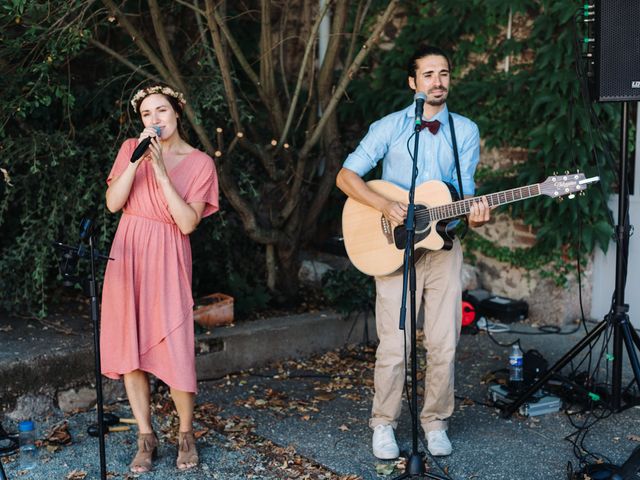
[{"left": 130, "top": 85, "right": 187, "bottom": 113}]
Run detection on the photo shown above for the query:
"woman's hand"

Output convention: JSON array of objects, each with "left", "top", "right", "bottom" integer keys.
[
  {"left": 136, "top": 126, "right": 161, "bottom": 164},
  {"left": 138, "top": 126, "right": 161, "bottom": 142},
  {"left": 147, "top": 136, "right": 169, "bottom": 181}
]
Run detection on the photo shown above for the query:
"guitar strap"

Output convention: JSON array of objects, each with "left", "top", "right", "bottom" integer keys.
[{"left": 448, "top": 113, "right": 469, "bottom": 237}]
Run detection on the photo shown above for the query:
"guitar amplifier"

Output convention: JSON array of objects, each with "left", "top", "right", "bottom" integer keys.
[
  {"left": 480, "top": 295, "right": 528, "bottom": 323},
  {"left": 464, "top": 289, "right": 528, "bottom": 323}
]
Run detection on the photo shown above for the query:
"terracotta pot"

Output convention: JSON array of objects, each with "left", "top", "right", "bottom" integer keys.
[{"left": 193, "top": 293, "right": 234, "bottom": 328}]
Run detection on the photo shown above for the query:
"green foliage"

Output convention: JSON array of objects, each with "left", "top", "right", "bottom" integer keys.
[
  {"left": 322, "top": 268, "right": 375, "bottom": 315},
  {"left": 0, "top": 2, "right": 263, "bottom": 317},
  {"left": 463, "top": 230, "right": 581, "bottom": 287},
  {"left": 344, "top": 0, "right": 618, "bottom": 281}
]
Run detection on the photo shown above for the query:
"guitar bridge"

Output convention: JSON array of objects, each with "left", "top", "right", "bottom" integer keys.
[{"left": 381, "top": 216, "right": 394, "bottom": 244}]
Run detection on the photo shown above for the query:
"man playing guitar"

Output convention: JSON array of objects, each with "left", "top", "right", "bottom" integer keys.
[{"left": 336, "top": 45, "right": 491, "bottom": 459}]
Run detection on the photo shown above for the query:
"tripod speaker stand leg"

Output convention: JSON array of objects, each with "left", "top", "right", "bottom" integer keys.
[
  {"left": 504, "top": 101, "right": 640, "bottom": 417},
  {"left": 502, "top": 319, "right": 608, "bottom": 417}
]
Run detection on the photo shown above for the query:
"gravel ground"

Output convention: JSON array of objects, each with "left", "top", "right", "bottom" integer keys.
[{"left": 2, "top": 321, "right": 640, "bottom": 480}]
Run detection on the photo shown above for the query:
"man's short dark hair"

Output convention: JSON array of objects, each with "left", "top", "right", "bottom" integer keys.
[{"left": 407, "top": 45, "right": 452, "bottom": 78}]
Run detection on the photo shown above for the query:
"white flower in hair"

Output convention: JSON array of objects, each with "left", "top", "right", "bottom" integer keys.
[{"left": 131, "top": 85, "right": 187, "bottom": 112}]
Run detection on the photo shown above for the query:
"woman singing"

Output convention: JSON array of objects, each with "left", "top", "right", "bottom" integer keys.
[{"left": 100, "top": 84, "right": 218, "bottom": 473}]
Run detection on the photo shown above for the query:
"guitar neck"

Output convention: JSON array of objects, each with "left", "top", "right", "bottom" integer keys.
[{"left": 429, "top": 184, "right": 542, "bottom": 221}]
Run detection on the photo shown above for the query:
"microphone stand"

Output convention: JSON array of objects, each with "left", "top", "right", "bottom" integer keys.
[
  {"left": 393, "top": 97, "right": 443, "bottom": 480},
  {"left": 53, "top": 220, "right": 112, "bottom": 480}
]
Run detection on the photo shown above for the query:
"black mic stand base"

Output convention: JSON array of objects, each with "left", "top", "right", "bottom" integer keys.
[{"left": 392, "top": 453, "right": 449, "bottom": 480}]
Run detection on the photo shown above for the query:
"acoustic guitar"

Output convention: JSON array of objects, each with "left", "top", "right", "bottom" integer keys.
[{"left": 342, "top": 172, "right": 599, "bottom": 276}]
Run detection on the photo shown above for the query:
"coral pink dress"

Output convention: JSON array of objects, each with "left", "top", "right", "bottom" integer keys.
[{"left": 100, "top": 138, "right": 219, "bottom": 393}]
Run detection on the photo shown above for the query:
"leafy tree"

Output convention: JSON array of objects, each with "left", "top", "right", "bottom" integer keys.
[
  {"left": 346, "top": 0, "right": 618, "bottom": 273},
  {"left": 93, "top": 0, "right": 401, "bottom": 300},
  {"left": 0, "top": 0, "right": 402, "bottom": 314}
]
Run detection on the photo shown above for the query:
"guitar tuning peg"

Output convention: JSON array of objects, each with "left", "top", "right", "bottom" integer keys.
[
  {"left": 553, "top": 171, "right": 558, "bottom": 176},
  {"left": 564, "top": 170, "right": 570, "bottom": 175},
  {"left": 568, "top": 194, "right": 576, "bottom": 199}
]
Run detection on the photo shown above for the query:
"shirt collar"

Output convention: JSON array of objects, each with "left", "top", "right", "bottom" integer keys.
[{"left": 405, "top": 103, "right": 449, "bottom": 123}]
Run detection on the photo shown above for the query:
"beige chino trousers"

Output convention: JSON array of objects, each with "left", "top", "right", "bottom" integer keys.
[{"left": 369, "top": 239, "right": 463, "bottom": 433}]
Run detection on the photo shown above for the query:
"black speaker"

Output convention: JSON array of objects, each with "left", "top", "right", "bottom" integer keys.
[{"left": 591, "top": 0, "right": 640, "bottom": 102}]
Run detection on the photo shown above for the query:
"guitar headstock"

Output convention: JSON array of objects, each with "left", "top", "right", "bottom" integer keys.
[{"left": 540, "top": 173, "right": 599, "bottom": 198}]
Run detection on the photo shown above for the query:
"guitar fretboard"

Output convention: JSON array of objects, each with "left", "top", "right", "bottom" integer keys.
[{"left": 425, "top": 184, "right": 541, "bottom": 222}]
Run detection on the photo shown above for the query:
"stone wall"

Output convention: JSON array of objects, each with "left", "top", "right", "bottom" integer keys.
[{"left": 466, "top": 148, "right": 593, "bottom": 326}]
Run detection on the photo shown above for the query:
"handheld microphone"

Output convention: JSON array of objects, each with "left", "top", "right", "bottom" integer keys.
[
  {"left": 414, "top": 92, "right": 427, "bottom": 129},
  {"left": 130, "top": 126, "right": 161, "bottom": 163}
]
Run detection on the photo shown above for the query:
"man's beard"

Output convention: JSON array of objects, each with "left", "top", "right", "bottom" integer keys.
[
  {"left": 427, "top": 88, "right": 448, "bottom": 106},
  {"left": 427, "top": 92, "right": 447, "bottom": 106},
  {"left": 427, "top": 97, "right": 447, "bottom": 106}
]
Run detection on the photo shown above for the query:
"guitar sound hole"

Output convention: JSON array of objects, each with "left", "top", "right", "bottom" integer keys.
[{"left": 393, "top": 205, "right": 430, "bottom": 249}]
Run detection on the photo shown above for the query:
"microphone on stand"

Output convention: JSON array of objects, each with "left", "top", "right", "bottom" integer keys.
[
  {"left": 413, "top": 92, "right": 427, "bottom": 130},
  {"left": 130, "top": 126, "right": 161, "bottom": 163}
]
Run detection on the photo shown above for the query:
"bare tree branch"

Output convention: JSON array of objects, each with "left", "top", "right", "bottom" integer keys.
[
  {"left": 317, "top": 1, "right": 348, "bottom": 104},
  {"left": 89, "top": 39, "right": 162, "bottom": 82},
  {"left": 345, "top": 0, "right": 372, "bottom": 70},
  {"left": 148, "top": 0, "right": 185, "bottom": 89},
  {"left": 259, "top": 1, "right": 276, "bottom": 104},
  {"left": 209, "top": 8, "right": 261, "bottom": 96},
  {"left": 299, "top": 0, "right": 400, "bottom": 159},
  {"left": 278, "top": 4, "right": 291, "bottom": 104},
  {"left": 174, "top": 0, "right": 204, "bottom": 15},
  {"left": 208, "top": 4, "right": 286, "bottom": 131},
  {"left": 101, "top": 0, "right": 175, "bottom": 83},
  {"left": 277, "top": 0, "right": 332, "bottom": 146},
  {"left": 204, "top": 0, "right": 243, "bottom": 132},
  {"left": 193, "top": 0, "right": 216, "bottom": 70}
]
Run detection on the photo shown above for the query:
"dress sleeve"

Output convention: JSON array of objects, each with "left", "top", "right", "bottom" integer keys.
[
  {"left": 107, "top": 139, "right": 137, "bottom": 185},
  {"left": 185, "top": 152, "right": 219, "bottom": 218}
]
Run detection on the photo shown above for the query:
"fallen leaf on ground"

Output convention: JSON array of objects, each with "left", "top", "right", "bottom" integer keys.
[
  {"left": 46, "top": 421, "right": 72, "bottom": 447},
  {"left": 66, "top": 470, "right": 87, "bottom": 479},
  {"left": 375, "top": 463, "right": 396, "bottom": 475}
]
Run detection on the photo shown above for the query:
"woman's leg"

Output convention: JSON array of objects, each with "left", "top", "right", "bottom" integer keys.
[
  {"left": 124, "top": 370, "right": 157, "bottom": 473},
  {"left": 170, "top": 388, "right": 194, "bottom": 432},
  {"left": 123, "top": 370, "right": 153, "bottom": 433},
  {"left": 171, "top": 388, "right": 197, "bottom": 469}
]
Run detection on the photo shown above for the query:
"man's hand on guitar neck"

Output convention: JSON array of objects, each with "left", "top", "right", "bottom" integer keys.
[{"left": 467, "top": 196, "right": 491, "bottom": 228}]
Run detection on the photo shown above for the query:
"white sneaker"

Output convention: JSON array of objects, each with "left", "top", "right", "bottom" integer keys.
[
  {"left": 426, "top": 430, "right": 452, "bottom": 456},
  {"left": 372, "top": 424, "right": 400, "bottom": 460}
]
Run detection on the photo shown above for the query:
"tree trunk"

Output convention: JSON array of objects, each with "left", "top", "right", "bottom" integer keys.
[{"left": 275, "top": 240, "right": 301, "bottom": 304}]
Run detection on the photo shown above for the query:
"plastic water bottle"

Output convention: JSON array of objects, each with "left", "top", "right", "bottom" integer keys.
[
  {"left": 18, "top": 420, "right": 37, "bottom": 471},
  {"left": 509, "top": 344, "right": 524, "bottom": 385}
]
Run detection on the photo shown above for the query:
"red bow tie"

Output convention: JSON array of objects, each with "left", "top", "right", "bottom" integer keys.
[{"left": 418, "top": 119, "right": 441, "bottom": 135}]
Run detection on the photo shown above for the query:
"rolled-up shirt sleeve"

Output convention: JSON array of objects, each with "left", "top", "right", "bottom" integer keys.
[
  {"left": 456, "top": 122, "right": 480, "bottom": 196},
  {"left": 343, "top": 119, "right": 392, "bottom": 177}
]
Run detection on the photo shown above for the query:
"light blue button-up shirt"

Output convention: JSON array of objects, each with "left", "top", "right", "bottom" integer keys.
[{"left": 343, "top": 104, "right": 480, "bottom": 196}]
